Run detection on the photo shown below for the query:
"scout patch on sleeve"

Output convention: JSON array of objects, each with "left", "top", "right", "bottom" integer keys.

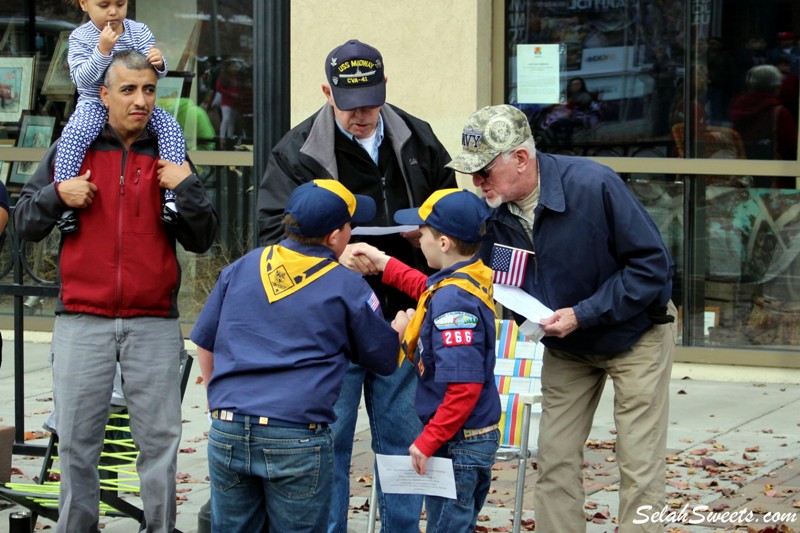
[
  {"left": 442, "top": 329, "right": 473, "bottom": 347},
  {"left": 433, "top": 311, "right": 478, "bottom": 330}
]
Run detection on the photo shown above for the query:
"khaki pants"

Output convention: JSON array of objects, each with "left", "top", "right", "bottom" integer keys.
[{"left": 533, "top": 304, "right": 676, "bottom": 533}]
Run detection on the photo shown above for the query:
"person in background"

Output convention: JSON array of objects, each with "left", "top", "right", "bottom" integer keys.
[
  {"left": 729, "top": 64, "right": 797, "bottom": 188},
  {"left": 767, "top": 31, "right": 800, "bottom": 76},
  {"left": 215, "top": 58, "right": 244, "bottom": 146},
  {"left": 450, "top": 104, "right": 676, "bottom": 533},
  {"left": 257, "top": 38, "right": 455, "bottom": 533}
]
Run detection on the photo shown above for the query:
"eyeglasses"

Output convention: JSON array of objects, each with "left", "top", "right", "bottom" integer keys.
[{"left": 474, "top": 159, "right": 499, "bottom": 179}]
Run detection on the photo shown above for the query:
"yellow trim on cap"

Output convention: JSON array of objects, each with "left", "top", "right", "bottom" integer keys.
[
  {"left": 417, "top": 188, "right": 461, "bottom": 221},
  {"left": 313, "top": 179, "right": 357, "bottom": 217}
]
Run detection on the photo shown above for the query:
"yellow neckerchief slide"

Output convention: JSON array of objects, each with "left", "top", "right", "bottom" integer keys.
[
  {"left": 260, "top": 245, "right": 339, "bottom": 303},
  {"left": 400, "top": 259, "right": 496, "bottom": 365}
]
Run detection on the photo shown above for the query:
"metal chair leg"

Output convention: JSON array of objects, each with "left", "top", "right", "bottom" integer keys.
[
  {"left": 367, "top": 467, "right": 378, "bottom": 533},
  {"left": 512, "top": 402, "right": 532, "bottom": 533}
]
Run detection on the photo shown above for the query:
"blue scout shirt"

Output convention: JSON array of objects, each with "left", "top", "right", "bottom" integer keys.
[
  {"left": 414, "top": 257, "right": 501, "bottom": 430},
  {"left": 190, "top": 239, "right": 398, "bottom": 424}
]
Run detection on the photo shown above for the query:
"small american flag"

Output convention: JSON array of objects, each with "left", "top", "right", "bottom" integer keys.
[
  {"left": 367, "top": 291, "right": 381, "bottom": 312},
  {"left": 491, "top": 244, "right": 530, "bottom": 287}
]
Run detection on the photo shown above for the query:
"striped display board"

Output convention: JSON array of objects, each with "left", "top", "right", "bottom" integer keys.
[{"left": 494, "top": 319, "right": 544, "bottom": 450}]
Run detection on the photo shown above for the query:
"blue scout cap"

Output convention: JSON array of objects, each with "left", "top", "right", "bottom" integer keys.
[
  {"left": 284, "top": 179, "right": 376, "bottom": 237},
  {"left": 393, "top": 189, "right": 490, "bottom": 244},
  {"left": 325, "top": 39, "right": 386, "bottom": 111}
]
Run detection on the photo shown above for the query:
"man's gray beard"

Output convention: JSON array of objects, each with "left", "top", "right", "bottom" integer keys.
[{"left": 486, "top": 195, "right": 504, "bottom": 208}]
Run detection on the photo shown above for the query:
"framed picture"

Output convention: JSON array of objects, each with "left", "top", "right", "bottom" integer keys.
[
  {"left": 42, "top": 31, "right": 76, "bottom": 96},
  {"left": 0, "top": 56, "right": 36, "bottom": 123},
  {"left": 9, "top": 115, "right": 56, "bottom": 186},
  {"left": 0, "top": 138, "right": 15, "bottom": 184}
]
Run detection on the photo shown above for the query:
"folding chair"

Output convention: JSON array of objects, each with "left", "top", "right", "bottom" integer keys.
[
  {"left": 0, "top": 353, "right": 194, "bottom": 532},
  {"left": 493, "top": 319, "right": 543, "bottom": 533}
]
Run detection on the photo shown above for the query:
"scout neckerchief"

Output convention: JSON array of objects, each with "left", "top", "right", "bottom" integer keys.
[
  {"left": 260, "top": 245, "right": 339, "bottom": 303},
  {"left": 400, "top": 259, "right": 496, "bottom": 365}
]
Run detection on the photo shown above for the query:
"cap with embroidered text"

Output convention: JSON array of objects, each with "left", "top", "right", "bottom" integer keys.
[
  {"left": 284, "top": 180, "right": 376, "bottom": 237},
  {"left": 446, "top": 105, "right": 532, "bottom": 174},
  {"left": 325, "top": 39, "right": 386, "bottom": 111},
  {"left": 393, "top": 189, "right": 490, "bottom": 244}
]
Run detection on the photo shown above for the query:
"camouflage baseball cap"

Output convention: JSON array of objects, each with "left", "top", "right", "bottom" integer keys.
[{"left": 446, "top": 105, "right": 532, "bottom": 174}]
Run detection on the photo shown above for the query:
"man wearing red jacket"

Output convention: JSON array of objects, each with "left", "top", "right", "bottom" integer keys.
[{"left": 14, "top": 50, "right": 218, "bottom": 533}]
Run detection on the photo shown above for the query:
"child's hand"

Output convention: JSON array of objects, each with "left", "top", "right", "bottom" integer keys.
[
  {"left": 350, "top": 242, "right": 390, "bottom": 272},
  {"left": 157, "top": 160, "right": 192, "bottom": 190},
  {"left": 409, "top": 443, "right": 428, "bottom": 475},
  {"left": 98, "top": 23, "right": 120, "bottom": 56},
  {"left": 146, "top": 46, "right": 165, "bottom": 70},
  {"left": 340, "top": 243, "right": 383, "bottom": 274},
  {"left": 390, "top": 308, "right": 415, "bottom": 337}
]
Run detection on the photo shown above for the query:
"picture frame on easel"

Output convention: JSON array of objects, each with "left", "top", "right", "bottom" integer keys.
[
  {"left": 0, "top": 138, "right": 14, "bottom": 185},
  {"left": 42, "top": 31, "right": 76, "bottom": 97},
  {"left": 8, "top": 115, "right": 56, "bottom": 186},
  {"left": 0, "top": 56, "right": 36, "bottom": 123}
]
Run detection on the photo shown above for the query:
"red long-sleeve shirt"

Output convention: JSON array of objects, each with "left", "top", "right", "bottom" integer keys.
[{"left": 383, "top": 258, "right": 484, "bottom": 456}]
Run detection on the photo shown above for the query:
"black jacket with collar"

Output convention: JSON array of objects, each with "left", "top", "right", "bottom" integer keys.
[{"left": 256, "top": 103, "right": 455, "bottom": 246}]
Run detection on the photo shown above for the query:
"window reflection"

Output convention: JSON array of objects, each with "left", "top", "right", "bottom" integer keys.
[
  {"left": 506, "top": 1, "right": 800, "bottom": 352},
  {"left": 506, "top": 0, "right": 799, "bottom": 166}
]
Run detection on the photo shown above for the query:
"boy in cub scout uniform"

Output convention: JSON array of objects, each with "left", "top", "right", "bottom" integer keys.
[
  {"left": 351, "top": 189, "right": 502, "bottom": 533},
  {"left": 190, "top": 179, "right": 410, "bottom": 533}
]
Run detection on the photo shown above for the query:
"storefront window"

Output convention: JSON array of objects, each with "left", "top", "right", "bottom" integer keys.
[
  {"left": 0, "top": 0, "right": 255, "bottom": 325},
  {"left": 506, "top": 0, "right": 800, "bottom": 352}
]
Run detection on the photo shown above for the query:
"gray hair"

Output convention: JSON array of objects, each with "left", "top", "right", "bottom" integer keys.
[
  {"left": 500, "top": 137, "right": 537, "bottom": 163},
  {"left": 103, "top": 50, "right": 154, "bottom": 87},
  {"left": 746, "top": 65, "right": 783, "bottom": 93}
]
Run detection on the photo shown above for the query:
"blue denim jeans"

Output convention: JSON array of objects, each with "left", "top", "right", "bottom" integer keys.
[
  {"left": 424, "top": 429, "right": 500, "bottom": 533},
  {"left": 208, "top": 417, "right": 333, "bottom": 533},
  {"left": 328, "top": 361, "right": 424, "bottom": 533}
]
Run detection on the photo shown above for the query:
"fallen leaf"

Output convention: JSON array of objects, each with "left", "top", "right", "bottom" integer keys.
[
  {"left": 23, "top": 430, "right": 49, "bottom": 441},
  {"left": 668, "top": 480, "right": 690, "bottom": 490}
]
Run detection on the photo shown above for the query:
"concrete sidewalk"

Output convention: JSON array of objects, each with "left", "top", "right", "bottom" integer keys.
[{"left": 1, "top": 333, "right": 799, "bottom": 532}]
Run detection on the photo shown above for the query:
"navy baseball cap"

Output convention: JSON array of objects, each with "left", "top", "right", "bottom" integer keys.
[
  {"left": 394, "top": 189, "right": 490, "bottom": 244},
  {"left": 325, "top": 39, "right": 386, "bottom": 111},
  {"left": 284, "top": 180, "right": 376, "bottom": 237}
]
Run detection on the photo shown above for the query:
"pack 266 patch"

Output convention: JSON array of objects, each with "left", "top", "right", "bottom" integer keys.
[{"left": 433, "top": 311, "right": 478, "bottom": 330}]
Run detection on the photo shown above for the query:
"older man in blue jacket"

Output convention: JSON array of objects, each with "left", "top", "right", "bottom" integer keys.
[{"left": 449, "top": 105, "right": 677, "bottom": 533}]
